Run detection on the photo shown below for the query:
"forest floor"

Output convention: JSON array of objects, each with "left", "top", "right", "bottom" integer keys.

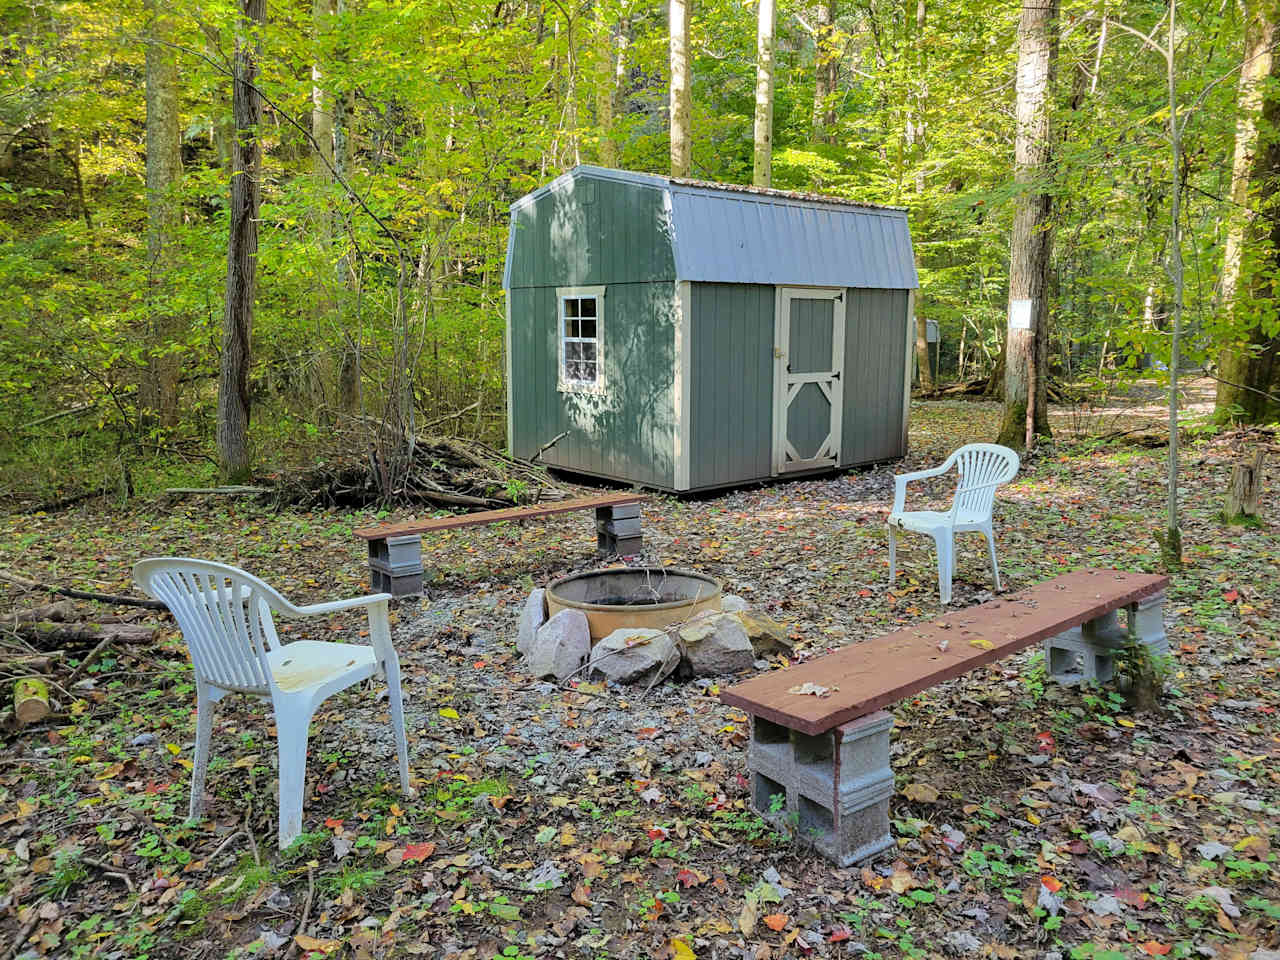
[{"left": 0, "top": 377, "right": 1277, "bottom": 960}]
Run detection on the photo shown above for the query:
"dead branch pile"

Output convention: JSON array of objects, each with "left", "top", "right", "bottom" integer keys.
[{"left": 268, "top": 435, "right": 577, "bottom": 510}]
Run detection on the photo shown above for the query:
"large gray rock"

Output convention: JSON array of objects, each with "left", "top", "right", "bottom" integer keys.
[
  {"left": 526, "top": 609, "right": 590, "bottom": 681},
  {"left": 517, "top": 588, "right": 547, "bottom": 655},
  {"left": 734, "top": 610, "right": 795, "bottom": 657},
  {"left": 589, "top": 628, "right": 680, "bottom": 685},
  {"left": 721, "top": 594, "right": 750, "bottom": 613},
  {"left": 677, "top": 612, "right": 756, "bottom": 676}
]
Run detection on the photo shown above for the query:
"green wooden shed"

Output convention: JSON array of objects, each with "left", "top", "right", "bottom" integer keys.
[{"left": 503, "top": 166, "right": 919, "bottom": 493}]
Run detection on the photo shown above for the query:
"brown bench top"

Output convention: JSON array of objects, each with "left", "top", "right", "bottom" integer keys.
[
  {"left": 354, "top": 492, "right": 648, "bottom": 540},
  {"left": 721, "top": 568, "right": 1169, "bottom": 735}
]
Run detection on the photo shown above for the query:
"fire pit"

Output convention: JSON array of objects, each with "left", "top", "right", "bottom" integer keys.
[{"left": 545, "top": 567, "right": 723, "bottom": 641}]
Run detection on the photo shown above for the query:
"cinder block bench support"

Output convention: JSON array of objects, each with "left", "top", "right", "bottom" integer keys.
[
  {"left": 595, "top": 502, "right": 643, "bottom": 556},
  {"left": 1044, "top": 590, "right": 1168, "bottom": 686},
  {"left": 366, "top": 534, "right": 426, "bottom": 599},
  {"left": 749, "top": 711, "right": 895, "bottom": 866}
]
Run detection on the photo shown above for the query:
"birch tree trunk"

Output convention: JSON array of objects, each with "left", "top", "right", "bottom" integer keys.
[
  {"left": 669, "top": 0, "right": 691, "bottom": 177},
  {"left": 216, "top": 0, "right": 265, "bottom": 481},
  {"left": 997, "top": 0, "right": 1057, "bottom": 450},
  {"left": 1162, "top": 0, "right": 1185, "bottom": 567},
  {"left": 1215, "top": 0, "right": 1280, "bottom": 423},
  {"left": 141, "top": 0, "right": 183, "bottom": 427},
  {"left": 811, "top": 0, "right": 837, "bottom": 143},
  {"left": 752, "top": 0, "right": 776, "bottom": 187}
]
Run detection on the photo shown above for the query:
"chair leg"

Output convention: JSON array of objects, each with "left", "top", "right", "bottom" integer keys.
[
  {"left": 935, "top": 533, "right": 953, "bottom": 605},
  {"left": 887, "top": 525, "right": 898, "bottom": 585},
  {"left": 985, "top": 527, "right": 1002, "bottom": 592},
  {"left": 384, "top": 657, "right": 411, "bottom": 795},
  {"left": 189, "top": 684, "right": 217, "bottom": 821},
  {"left": 274, "top": 704, "right": 315, "bottom": 850}
]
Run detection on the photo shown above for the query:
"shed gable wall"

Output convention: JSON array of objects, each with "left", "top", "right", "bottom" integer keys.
[
  {"left": 508, "top": 282, "right": 676, "bottom": 488},
  {"left": 506, "top": 176, "right": 676, "bottom": 289}
]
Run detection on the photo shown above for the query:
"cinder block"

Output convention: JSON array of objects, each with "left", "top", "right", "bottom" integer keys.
[
  {"left": 1127, "top": 592, "right": 1168, "bottom": 656},
  {"left": 1044, "top": 628, "right": 1115, "bottom": 686},
  {"left": 751, "top": 770, "right": 791, "bottom": 824},
  {"left": 796, "top": 772, "right": 895, "bottom": 867},
  {"left": 370, "top": 566, "right": 424, "bottom": 598},
  {"left": 1082, "top": 610, "right": 1127, "bottom": 648},
  {"left": 749, "top": 715, "right": 792, "bottom": 783},
  {"left": 596, "top": 503, "right": 641, "bottom": 521},
  {"left": 601, "top": 534, "right": 643, "bottom": 556},
  {"left": 793, "top": 711, "right": 893, "bottom": 800},
  {"left": 597, "top": 516, "right": 642, "bottom": 537}
]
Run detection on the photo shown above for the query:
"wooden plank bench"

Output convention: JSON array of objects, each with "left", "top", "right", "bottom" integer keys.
[
  {"left": 353, "top": 493, "right": 649, "bottom": 597},
  {"left": 720, "top": 568, "right": 1170, "bottom": 866}
]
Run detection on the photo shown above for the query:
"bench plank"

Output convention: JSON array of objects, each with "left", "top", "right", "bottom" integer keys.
[
  {"left": 721, "top": 569, "right": 1168, "bottom": 736},
  {"left": 353, "top": 493, "right": 648, "bottom": 541}
]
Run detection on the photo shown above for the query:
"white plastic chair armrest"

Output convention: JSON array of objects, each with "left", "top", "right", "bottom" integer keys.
[
  {"left": 891, "top": 464, "right": 952, "bottom": 514},
  {"left": 286, "top": 594, "right": 395, "bottom": 618}
]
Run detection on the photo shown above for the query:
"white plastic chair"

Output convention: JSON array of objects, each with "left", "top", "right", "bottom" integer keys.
[
  {"left": 133, "top": 558, "right": 410, "bottom": 849},
  {"left": 887, "top": 443, "right": 1020, "bottom": 604}
]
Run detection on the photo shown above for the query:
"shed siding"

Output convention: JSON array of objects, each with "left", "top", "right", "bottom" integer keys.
[
  {"left": 841, "top": 288, "right": 909, "bottom": 466},
  {"left": 508, "top": 282, "right": 676, "bottom": 488},
  {"left": 688, "top": 283, "right": 774, "bottom": 489},
  {"left": 506, "top": 176, "right": 675, "bottom": 289}
]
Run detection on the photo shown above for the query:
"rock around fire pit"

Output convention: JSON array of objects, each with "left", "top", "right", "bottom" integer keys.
[{"left": 516, "top": 567, "right": 794, "bottom": 686}]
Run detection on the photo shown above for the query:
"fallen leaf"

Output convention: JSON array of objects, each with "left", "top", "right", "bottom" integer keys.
[
  {"left": 671, "top": 939, "right": 696, "bottom": 960},
  {"left": 294, "top": 934, "right": 342, "bottom": 954},
  {"left": 439, "top": 707, "right": 459, "bottom": 720},
  {"left": 1140, "top": 942, "right": 1171, "bottom": 956},
  {"left": 762, "top": 913, "right": 789, "bottom": 932},
  {"left": 903, "top": 782, "right": 939, "bottom": 803}
]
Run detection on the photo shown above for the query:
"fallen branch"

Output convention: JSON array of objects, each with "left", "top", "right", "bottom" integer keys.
[
  {"left": 163, "top": 485, "right": 269, "bottom": 497},
  {"left": 66, "top": 631, "right": 118, "bottom": 684},
  {"left": 0, "top": 570, "right": 167, "bottom": 611},
  {"left": 534, "top": 431, "right": 569, "bottom": 462}
]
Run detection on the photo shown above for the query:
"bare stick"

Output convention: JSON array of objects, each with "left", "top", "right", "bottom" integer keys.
[{"left": 0, "top": 570, "right": 167, "bottom": 611}]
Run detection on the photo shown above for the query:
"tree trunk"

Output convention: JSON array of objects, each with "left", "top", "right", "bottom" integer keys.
[
  {"left": 669, "top": 0, "right": 691, "bottom": 177},
  {"left": 1159, "top": 0, "right": 1185, "bottom": 571},
  {"left": 997, "top": 0, "right": 1057, "bottom": 450},
  {"left": 216, "top": 0, "right": 265, "bottom": 482},
  {"left": 752, "top": 0, "right": 776, "bottom": 187},
  {"left": 1215, "top": 0, "right": 1280, "bottom": 423},
  {"left": 811, "top": 0, "right": 837, "bottom": 143},
  {"left": 915, "top": 312, "right": 933, "bottom": 390},
  {"left": 140, "top": 0, "right": 184, "bottom": 428},
  {"left": 596, "top": 8, "right": 628, "bottom": 167},
  {"left": 909, "top": 0, "right": 926, "bottom": 193}
]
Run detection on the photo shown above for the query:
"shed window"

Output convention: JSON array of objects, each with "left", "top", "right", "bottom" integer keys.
[{"left": 558, "top": 289, "right": 604, "bottom": 390}]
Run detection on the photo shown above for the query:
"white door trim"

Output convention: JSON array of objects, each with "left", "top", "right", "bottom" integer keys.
[{"left": 772, "top": 286, "right": 846, "bottom": 475}]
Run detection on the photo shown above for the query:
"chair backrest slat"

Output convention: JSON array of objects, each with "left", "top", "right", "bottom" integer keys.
[
  {"left": 951, "top": 443, "right": 1020, "bottom": 520},
  {"left": 134, "top": 559, "right": 290, "bottom": 695}
]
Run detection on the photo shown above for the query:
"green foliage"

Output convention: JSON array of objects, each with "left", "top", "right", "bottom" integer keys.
[{"left": 0, "top": 0, "right": 1269, "bottom": 496}]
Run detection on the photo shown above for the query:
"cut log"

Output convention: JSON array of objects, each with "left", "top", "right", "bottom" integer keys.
[
  {"left": 0, "top": 601, "right": 76, "bottom": 624},
  {"left": 11, "top": 622, "right": 158, "bottom": 649},
  {"left": 1224, "top": 450, "right": 1265, "bottom": 521},
  {"left": 14, "top": 677, "right": 50, "bottom": 725}
]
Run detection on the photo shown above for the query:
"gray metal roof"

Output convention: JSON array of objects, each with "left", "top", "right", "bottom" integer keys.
[{"left": 506, "top": 165, "right": 918, "bottom": 290}]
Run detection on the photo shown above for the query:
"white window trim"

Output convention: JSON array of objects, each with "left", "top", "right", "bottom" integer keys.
[{"left": 557, "top": 285, "right": 606, "bottom": 394}]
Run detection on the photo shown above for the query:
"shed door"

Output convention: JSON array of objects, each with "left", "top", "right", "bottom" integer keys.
[{"left": 773, "top": 288, "right": 846, "bottom": 475}]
